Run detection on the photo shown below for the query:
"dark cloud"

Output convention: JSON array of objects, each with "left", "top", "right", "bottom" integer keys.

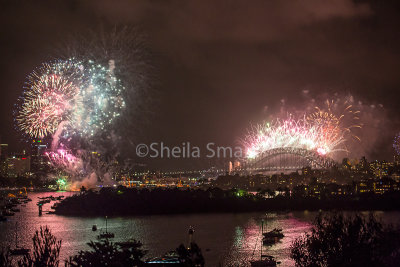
[{"left": 1, "top": 0, "right": 400, "bottom": 170}]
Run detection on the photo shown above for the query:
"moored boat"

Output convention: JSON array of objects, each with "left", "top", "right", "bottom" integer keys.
[
  {"left": 263, "top": 228, "right": 284, "bottom": 239},
  {"left": 10, "top": 223, "right": 30, "bottom": 256},
  {"left": 97, "top": 216, "right": 114, "bottom": 239},
  {"left": 3, "top": 209, "right": 15, "bottom": 216},
  {"left": 250, "top": 255, "right": 278, "bottom": 267}
]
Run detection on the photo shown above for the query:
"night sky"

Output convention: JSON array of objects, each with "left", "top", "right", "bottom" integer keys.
[{"left": 1, "top": 0, "right": 400, "bottom": 170}]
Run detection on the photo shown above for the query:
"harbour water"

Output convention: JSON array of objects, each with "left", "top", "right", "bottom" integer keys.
[{"left": 1, "top": 192, "right": 399, "bottom": 266}]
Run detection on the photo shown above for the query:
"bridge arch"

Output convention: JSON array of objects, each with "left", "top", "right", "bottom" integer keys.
[{"left": 245, "top": 147, "right": 336, "bottom": 172}]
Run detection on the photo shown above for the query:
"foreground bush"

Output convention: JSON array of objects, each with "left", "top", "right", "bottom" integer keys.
[
  {"left": 290, "top": 212, "right": 400, "bottom": 267},
  {"left": 66, "top": 239, "right": 146, "bottom": 267},
  {"left": 19, "top": 226, "right": 62, "bottom": 267}
]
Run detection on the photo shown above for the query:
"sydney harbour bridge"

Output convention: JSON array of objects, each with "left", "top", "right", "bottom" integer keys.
[
  {"left": 242, "top": 147, "right": 337, "bottom": 174},
  {"left": 159, "top": 147, "right": 337, "bottom": 176}
]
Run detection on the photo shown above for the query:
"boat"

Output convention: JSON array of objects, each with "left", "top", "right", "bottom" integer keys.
[
  {"left": 3, "top": 209, "right": 15, "bottom": 216},
  {"left": 261, "top": 215, "right": 283, "bottom": 245},
  {"left": 5, "top": 203, "right": 15, "bottom": 209},
  {"left": 10, "top": 223, "right": 30, "bottom": 256},
  {"left": 97, "top": 216, "right": 114, "bottom": 239},
  {"left": 263, "top": 228, "right": 284, "bottom": 245},
  {"left": 250, "top": 220, "right": 279, "bottom": 267},
  {"left": 262, "top": 236, "right": 277, "bottom": 245},
  {"left": 145, "top": 251, "right": 181, "bottom": 265},
  {"left": 98, "top": 232, "right": 114, "bottom": 239},
  {"left": 10, "top": 199, "right": 21, "bottom": 205},
  {"left": 250, "top": 255, "right": 278, "bottom": 267},
  {"left": 263, "top": 228, "right": 284, "bottom": 239},
  {"left": 92, "top": 225, "right": 97, "bottom": 231},
  {"left": 116, "top": 239, "right": 140, "bottom": 250}
]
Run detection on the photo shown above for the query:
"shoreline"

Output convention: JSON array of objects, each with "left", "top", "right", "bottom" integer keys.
[{"left": 53, "top": 188, "right": 400, "bottom": 217}]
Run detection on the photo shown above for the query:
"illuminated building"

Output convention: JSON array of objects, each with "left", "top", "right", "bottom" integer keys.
[
  {"left": 0, "top": 143, "right": 8, "bottom": 160},
  {"left": 30, "top": 139, "right": 49, "bottom": 174},
  {"left": 6, "top": 154, "right": 30, "bottom": 177},
  {"left": 394, "top": 155, "right": 400, "bottom": 166},
  {"left": 369, "top": 160, "right": 390, "bottom": 178}
]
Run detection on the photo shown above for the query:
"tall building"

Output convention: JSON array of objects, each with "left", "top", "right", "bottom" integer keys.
[
  {"left": 394, "top": 155, "right": 400, "bottom": 166},
  {"left": 6, "top": 154, "right": 30, "bottom": 177},
  {"left": 0, "top": 144, "right": 9, "bottom": 176},
  {"left": 30, "top": 139, "right": 49, "bottom": 174},
  {"left": 0, "top": 143, "right": 8, "bottom": 161}
]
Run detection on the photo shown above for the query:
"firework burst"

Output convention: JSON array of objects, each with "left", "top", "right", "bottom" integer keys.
[
  {"left": 73, "top": 60, "right": 125, "bottom": 136},
  {"left": 308, "top": 99, "right": 362, "bottom": 142},
  {"left": 244, "top": 116, "right": 346, "bottom": 159},
  {"left": 16, "top": 59, "right": 125, "bottom": 138},
  {"left": 16, "top": 60, "right": 84, "bottom": 138}
]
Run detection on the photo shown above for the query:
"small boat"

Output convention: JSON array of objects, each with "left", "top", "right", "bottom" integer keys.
[
  {"left": 3, "top": 209, "right": 15, "bottom": 216},
  {"left": 263, "top": 236, "right": 277, "bottom": 245},
  {"left": 250, "top": 255, "right": 278, "bottom": 267},
  {"left": 97, "top": 216, "right": 114, "bottom": 239},
  {"left": 5, "top": 203, "right": 15, "bottom": 209},
  {"left": 263, "top": 228, "right": 284, "bottom": 239},
  {"left": 98, "top": 232, "right": 114, "bottom": 239},
  {"left": 116, "top": 239, "right": 139, "bottom": 250},
  {"left": 262, "top": 220, "right": 283, "bottom": 245},
  {"left": 10, "top": 199, "right": 21, "bottom": 205},
  {"left": 92, "top": 225, "right": 97, "bottom": 231},
  {"left": 10, "top": 223, "right": 30, "bottom": 256}
]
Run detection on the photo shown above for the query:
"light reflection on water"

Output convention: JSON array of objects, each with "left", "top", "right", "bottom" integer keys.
[{"left": 1, "top": 192, "right": 399, "bottom": 266}]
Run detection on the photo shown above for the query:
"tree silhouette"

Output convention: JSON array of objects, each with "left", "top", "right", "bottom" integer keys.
[
  {"left": 66, "top": 239, "right": 146, "bottom": 267},
  {"left": 19, "top": 226, "right": 62, "bottom": 267},
  {"left": 0, "top": 248, "right": 12, "bottom": 267},
  {"left": 291, "top": 212, "right": 400, "bottom": 267},
  {"left": 176, "top": 242, "right": 205, "bottom": 267}
]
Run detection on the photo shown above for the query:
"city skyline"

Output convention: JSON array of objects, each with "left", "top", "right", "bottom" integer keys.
[{"left": 1, "top": 0, "right": 400, "bottom": 171}]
